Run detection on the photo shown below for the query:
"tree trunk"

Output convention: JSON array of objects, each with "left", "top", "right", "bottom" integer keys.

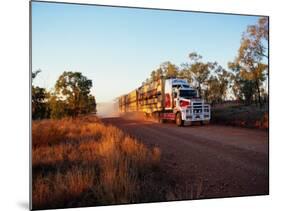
[
  {"left": 198, "top": 83, "right": 201, "bottom": 98},
  {"left": 256, "top": 80, "right": 262, "bottom": 108}
]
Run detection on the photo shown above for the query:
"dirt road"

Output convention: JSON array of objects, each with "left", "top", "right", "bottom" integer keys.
[{"left": 102, "top": 117, "right": 269, "bottom": 199}]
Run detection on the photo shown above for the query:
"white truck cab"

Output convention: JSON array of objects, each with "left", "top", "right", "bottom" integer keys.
[{"left": 164, "top": 79, "right": 211, "bottom": 126}]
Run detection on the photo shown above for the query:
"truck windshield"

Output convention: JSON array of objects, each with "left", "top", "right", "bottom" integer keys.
[{"left": 179, "top": 90, "right": 197, "bottom": 99}]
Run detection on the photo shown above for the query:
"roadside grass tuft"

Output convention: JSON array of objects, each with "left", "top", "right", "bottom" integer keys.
[{"left": 32, "top": 116, "right": 161, "bottom": 209}]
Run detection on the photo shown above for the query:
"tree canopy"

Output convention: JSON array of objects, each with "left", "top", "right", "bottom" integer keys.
[
  {"left": 229, "top": 17, "right": 268, "bottom": 106},
  {"left": 32, "top": 71, "right": 97, "bottom": 120},
  {"left": 51, "top": 71, "right": 96, "bottom": 118}
]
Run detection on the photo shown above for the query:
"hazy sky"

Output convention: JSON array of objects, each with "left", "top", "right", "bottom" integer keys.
[{"left": 32, "top": 1, "right": 261, "bottom": 103}]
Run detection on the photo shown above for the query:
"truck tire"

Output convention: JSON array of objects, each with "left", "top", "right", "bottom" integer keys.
[{"left": 176, "top": 112, "right": 183, "bottom": 127}]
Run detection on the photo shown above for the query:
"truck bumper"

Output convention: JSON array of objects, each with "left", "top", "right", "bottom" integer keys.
[{"left": 181, "top": 104, "right": 211, "bottom": 122}]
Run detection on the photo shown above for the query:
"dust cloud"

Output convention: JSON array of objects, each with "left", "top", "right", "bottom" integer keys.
[
  {"left": 96, "top": 101, "right": 155, "bottom": 122},
  {"left": 96, "top": 101, "right": 120, "bottom": 118},
  {"left": 120, "top": 111, "right": 148, "bottom": 121},
  {"left": 96, "top": 101, "right": 149, "bottom": 121}
]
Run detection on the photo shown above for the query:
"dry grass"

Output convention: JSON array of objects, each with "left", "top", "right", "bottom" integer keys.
[
  {"left": 212, "top": 104, "right": 269, "bottom": 129},
  {"left": 32, "top": 115, "right": 161, "bottom": 209}
]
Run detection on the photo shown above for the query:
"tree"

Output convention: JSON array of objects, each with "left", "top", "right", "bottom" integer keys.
[
  {"left": 204, "top": 76, "right": 221, "bottom": 104},
  {"left": 182, "top": 52, "right": 213, "bottom": 98},
  {"left": 216, "top": 66, "right": 233, "bottom": 101},
  {"left": 205, "top": 65, "right": 233, "bottom": 104},
  {"left": 52, "top": 71, "right": 96, "bottom": 117},
  {"left": 150, "top": 70, "right": 157, "bottom": 81},
  {"left": 32, "top": 69, "right": 50, "bottom": 119},
  {"left": 160, "top": 61, "right": 179, "bottom": 79},
  {"left": 32, "top": 86, "right": 50, "bottom": 119},
  {"left": 150, "top": 67, "right": 164, "bottom": 81},
  {"left": 32, "top": 69, "right": 41, "bottom": 81},
  {"left": 247, "top": 17, "right": 268, "bottom": 60},
  {"left": 49, "top": 95, "right": 67, "bottom": 119},
  {"left": 229, "top": 17, "right": 268, "bottom": 107},
  {"left": 87, "top": 95, "right": 97, "bottom": 114},
  {"left": 148, "top": 62, "right": 177, "bottom": 83},
  {"left": 228, "top": 62, "right": 258, "bottom": 105}
]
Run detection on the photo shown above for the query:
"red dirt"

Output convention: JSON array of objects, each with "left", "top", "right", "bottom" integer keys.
[{"left": 102, "top": 117, "right": 269, "bottom": 199}]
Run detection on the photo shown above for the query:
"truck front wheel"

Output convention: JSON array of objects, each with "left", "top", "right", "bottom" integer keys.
[{"left": 176, "top": 112, "right": 183, "bottom": 127}]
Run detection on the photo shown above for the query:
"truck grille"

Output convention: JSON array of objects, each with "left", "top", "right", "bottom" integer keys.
[
  {"left": 194, "top": 109, "right": 202, "bottom": 113},
  {"left": 190, "top": 101, "right": 210, "bottom": 116},
  {"left": 193, "top": 102, "right": 202, "bottom": 106},
  {"left": 193, "top": 102, "right": 203, "bottom": 113}
]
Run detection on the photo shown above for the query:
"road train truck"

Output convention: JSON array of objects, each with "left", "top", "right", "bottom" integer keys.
[{"left": 118, "top": 78, "right": 211, "bottom": 126}]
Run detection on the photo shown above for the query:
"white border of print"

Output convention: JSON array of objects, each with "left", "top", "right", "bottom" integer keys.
[{"left": 0, "top": 0, "right": 280, "bottom": 211}]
